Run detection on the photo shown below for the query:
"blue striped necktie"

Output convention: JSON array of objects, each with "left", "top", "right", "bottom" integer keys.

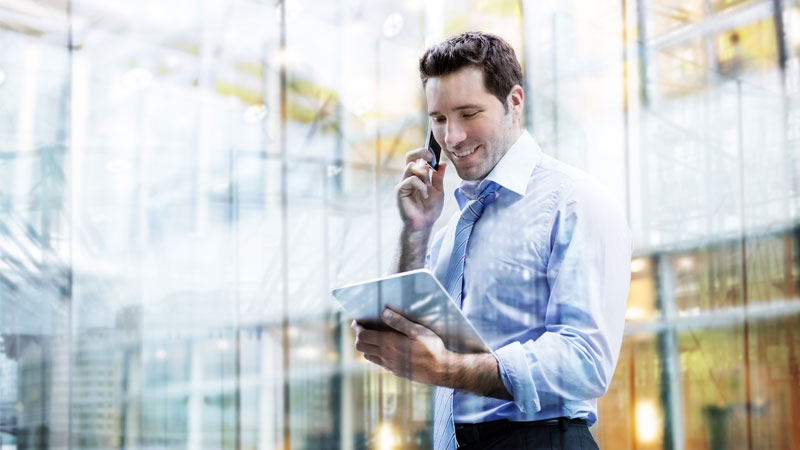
[{"left": 433, "top": 180, "right": 500, "bottom": 450}]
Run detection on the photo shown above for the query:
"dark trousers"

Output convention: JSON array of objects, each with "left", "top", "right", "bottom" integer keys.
[{"left": 455, "top": 418, "right": 599, "bottom": 450}]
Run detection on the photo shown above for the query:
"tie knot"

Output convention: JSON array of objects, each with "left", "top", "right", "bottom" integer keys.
[
  {"left": 462, "top": 181, "right": 500, "bottom": 223},
  {"left": 477, "top": 180, "right": 500, "bottom": 201}
]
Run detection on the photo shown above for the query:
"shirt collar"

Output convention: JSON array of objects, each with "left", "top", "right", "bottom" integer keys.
[{"left": 454, "top": 130, "right": 542, "bottom": 206}]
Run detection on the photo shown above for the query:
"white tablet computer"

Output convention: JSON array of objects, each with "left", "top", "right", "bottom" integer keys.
[{"left": 331, "top": 269, "right": 489, "bottom": 354}]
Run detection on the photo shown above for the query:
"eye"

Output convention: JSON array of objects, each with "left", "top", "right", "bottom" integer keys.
[
  {"left": 463, "top": 111, "right": 480, "bottom": 119},
  {"left": 430, "top": 116, "right": 446, "bottom": 124}
]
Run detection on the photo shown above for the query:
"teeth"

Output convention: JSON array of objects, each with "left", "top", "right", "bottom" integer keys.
[{"left": 453, "top": 147, "right": 476, "bottom": 158}]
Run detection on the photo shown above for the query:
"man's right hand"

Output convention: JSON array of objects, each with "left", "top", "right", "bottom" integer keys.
[{"left": 396, "top": 147, "right": 447, "bottom": 232}]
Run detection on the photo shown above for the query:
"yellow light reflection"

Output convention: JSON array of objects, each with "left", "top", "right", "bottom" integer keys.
[
  {"left": 243, "top": 104, "right": 269, "bottom": 124},
  {"left": 296, "top": 345, "right": 322, "bottom": 360},
  {"left": 630, "top": 258, "right": 647, "bottom": 273},
  {"left": 376, "top": 422, "right": 400, "bottom": 450},
  {"left": 677, "top": 256, "right": 694, "bottom": 271},
  {"left": 635, "top": 400, "right": 661, "bottom": 444},
  {"left": 625, "top": 307, "right": 647, "bottom": 321}
]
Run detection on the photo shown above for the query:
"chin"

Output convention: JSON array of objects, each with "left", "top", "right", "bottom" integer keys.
[{"left": 456, "top": 169, "right": 485, "bottom": 181}]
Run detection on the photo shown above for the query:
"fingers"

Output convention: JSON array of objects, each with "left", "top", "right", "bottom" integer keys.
[
  {"left": 402, "top": 158, "right": 433, "bottom": 187},
  {"left": 405, "top": 147, "right": 433, "bottom": 166},
  {"left": 402, "top": 147, "right": 436, "bottom": 185},
  {"left": 398, "top": 159, "right": 447, "bottom": 201},
  {"left": 352, "top": 319, "right": 405, "bottom": 373},
  {"left": 381, "top": 307, "right": 425, "bottom": 340},
  {"left": 351, "top": 321, "right": 380, "bottom": 348},
  {"left": 351, "top": 312, "right": 445, "bottom": 384},
  {"left": 363, "top": 353, "right": 383, "bottom": 366},
  {"left": 397, "top": 174, "right": 430, "bottom": 200},
  {"left": 351, "top": 320, "right": 397, "bottom": 354}
]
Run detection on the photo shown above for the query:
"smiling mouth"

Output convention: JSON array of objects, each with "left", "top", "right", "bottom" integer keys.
[{"left": 451, "top": 146, "right": 478, "bottom": 158}]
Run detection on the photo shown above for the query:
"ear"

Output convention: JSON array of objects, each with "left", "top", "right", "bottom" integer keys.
[{"left": 507, "top": 85, "right": 524, "bottom": 120}]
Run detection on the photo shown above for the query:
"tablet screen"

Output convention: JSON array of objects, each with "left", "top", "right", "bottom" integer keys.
[{"left": 332, "top": 269, "right": 489, "bottom": 354}]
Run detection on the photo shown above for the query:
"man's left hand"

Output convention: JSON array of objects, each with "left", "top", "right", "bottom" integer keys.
[{"left": 351, "top": 308, "right": 454, "bottom": 387}]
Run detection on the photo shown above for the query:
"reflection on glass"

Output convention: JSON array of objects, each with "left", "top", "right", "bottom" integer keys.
[
  {"left": 2, "top": 0, "right": 800, "bottom": 449},
  {"left": 716, "top": 19, "right": 778, "bottom": 77},
  {"left": 635, "top": 400, "right": 661, "bottom": 445},
  {"left": 627, "top": 257, "right": 657, "bottom": 321},
  {"left": 710, "top": 0, "right": 759, "bottom": 12},
  {"left": 656, "top": 39, "right": 709, "bottom": 97},
  {"left": 596, "top": 335, "right": 665, "bottom": 449},
  {"left": 650, "top": 0, "right": 705, "bottom": 37}
]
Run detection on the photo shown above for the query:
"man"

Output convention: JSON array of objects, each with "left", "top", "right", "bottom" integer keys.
[{"left": 352, "top": 32, "right": 632, "bottom": 449}]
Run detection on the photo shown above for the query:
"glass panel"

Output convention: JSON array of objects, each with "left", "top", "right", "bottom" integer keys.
[
  {"left": 649, "top": 0, "right": 706, "bottom": 38},
  {"left": 677, "top": 316, "right": 800, "bottom": 448},
  {"left": 711, "top": 0, "right": 760, "bottom": 13},
  {"left": 678, "top": 327, "right": 746, "bottom": 448},
  {"left": 3, "top": 1, "right": 800, "bottom": 450},
  {"left": 627, "top": 256, "right": 659, "bottom": 321},
  {"left": 716, "top": 18, "right": 779, "bottom": 77},
  {"left": 747, "top": 316, "right": 800, "bottom": 447},
  {"left": 0, "top": 3, "right": 73, "bottom": 447},
  {"left": 655, "top": 39, "right": 709, "bottom": 98},
  {"left": 596, "top": 335, "right": 666, "bottom": 449}
]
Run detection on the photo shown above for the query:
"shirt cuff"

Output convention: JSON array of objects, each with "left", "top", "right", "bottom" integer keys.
[{"left": 495, "top": 341, "right": 541, "bottom": 415}]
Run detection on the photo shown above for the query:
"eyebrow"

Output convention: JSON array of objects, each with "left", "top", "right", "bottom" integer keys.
[{"left": 428, "top": 104, "right": 484, "bottom": 116}]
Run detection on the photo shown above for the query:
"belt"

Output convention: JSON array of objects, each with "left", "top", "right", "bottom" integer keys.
[{"left": 454, "top": 418, "right": 587, "bottom": 446}]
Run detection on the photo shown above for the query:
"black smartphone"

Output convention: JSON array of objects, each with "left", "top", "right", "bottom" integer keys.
[{"left": 425, "top": 127, "right": 441, "bottom": 171}]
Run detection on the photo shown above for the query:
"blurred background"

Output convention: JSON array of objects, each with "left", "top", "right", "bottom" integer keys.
[{"left": 0, "top": 0, "right": 799, "bottom": 449}]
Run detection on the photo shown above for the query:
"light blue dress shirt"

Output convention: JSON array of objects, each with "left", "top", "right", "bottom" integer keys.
[{"left": 426, "top": 130, "right": 633, "bottom": 426}]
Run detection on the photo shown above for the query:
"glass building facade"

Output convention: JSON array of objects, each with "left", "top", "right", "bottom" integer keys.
[{"left": 1, "top": 0, "right": 799, "bottom": 449}]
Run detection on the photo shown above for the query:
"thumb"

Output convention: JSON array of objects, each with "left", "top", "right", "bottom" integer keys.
[
  {"left": 431, "top": 162, "right": 447, "bottom": 192},
  {"left": 382, "top": 307, "right": 424, "bottom": 340}
]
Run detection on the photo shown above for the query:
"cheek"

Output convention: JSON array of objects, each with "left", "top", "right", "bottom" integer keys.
[
  {"left": 433, "top": 128, "right": 446, "bottom": 146},
  {"left": 469, "top": 121, "right": 495, "bottom": 141}
]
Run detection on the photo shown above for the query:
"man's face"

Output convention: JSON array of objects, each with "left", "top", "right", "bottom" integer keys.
[{"left": 425, "top": 66, "right": 522, "bottom": 181}]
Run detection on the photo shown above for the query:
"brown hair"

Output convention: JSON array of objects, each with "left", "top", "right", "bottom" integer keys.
[{"left": 419, "top": 32, "right": 523, "bottom": 111}]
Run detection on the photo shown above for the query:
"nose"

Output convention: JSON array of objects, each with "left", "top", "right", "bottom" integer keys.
[{"left": 444, "top": 121, "right": 466, "bottom": 149}]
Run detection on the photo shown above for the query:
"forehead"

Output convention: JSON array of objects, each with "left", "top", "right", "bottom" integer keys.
[{"left": 424, "top": 67, "right": 494, "bottom": 109}]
